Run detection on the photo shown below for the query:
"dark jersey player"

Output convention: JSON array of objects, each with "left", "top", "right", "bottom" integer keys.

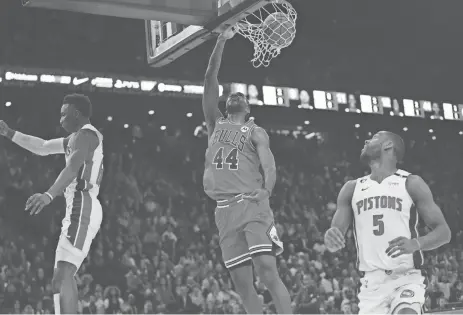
[{"left": 202, "top": 28, "right": 291, "bottom": 314}]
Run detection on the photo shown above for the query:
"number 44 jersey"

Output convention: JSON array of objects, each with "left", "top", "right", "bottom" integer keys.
[
  {"left": 203, "top": 117, "right": 263, "bottom": 201},
  {"left": 351, "top": 169, "right": 424, "bottom": 272}
]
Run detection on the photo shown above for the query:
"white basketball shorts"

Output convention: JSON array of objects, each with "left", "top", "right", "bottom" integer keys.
[
  {"left": 54, "top": 191, "right": 102, "bottom": 271},
  {"left": 358, "top": 268, "right": 426, "bottom": 314}
]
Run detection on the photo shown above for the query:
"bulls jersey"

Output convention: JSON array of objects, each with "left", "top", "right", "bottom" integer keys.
[
  {"left": 64, "top": 124, "right": 104, "bottom": 198},
  {"left": 203, "top": 117, "right": 263, "bottom": 200},
  {"left": 351, "top": 169, "right": 423, "bottom": 272}
]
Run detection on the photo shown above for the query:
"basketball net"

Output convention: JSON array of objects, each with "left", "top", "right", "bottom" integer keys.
[{"left": 235, "top": 0, "right": 297, "bottom": 68}]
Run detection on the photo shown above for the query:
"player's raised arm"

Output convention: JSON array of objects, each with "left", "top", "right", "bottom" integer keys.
[
  {"left": 202, "top": 29, "right": 235, "bottom": 137},
  {"left": 0, "top": 120, "right": 68, "bottom": 156},
  {"left": 324, "top": 180, "right": 356, "bottom": 252},
  {"left": 406, "top": 175, "right": 451, "bottom": 250},
  {"left": 244, "top": 127, "right": 276, "bottom": 202}
]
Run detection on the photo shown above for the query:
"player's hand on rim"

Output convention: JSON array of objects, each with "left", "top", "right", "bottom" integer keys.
[
  {"left": 26, "top": 193, "right": 53, "bottom": 215},
  {"left": 218, "top": 26, "right": 237, "bottom": 41},
  {"left": 324, "top": 227, "right": 346, "bottom": 253},
  {"left": 243, "top": 188, "right": 270, "bottom": 202},
  {"left": 0, "top": 120, "right": 13, "bottom": 137},
  {"left": 385, "top": 236, "right": 420, "bottom": 258}
]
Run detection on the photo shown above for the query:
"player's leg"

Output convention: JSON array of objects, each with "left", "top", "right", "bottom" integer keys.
[
  {"left": 390, "top": 288, "right": 424, "bottom": 314},
  {"left": 216, "top": 205, "right": 262, "bottom": 314},
  {"left": 52, "top": 260, "right": 78, "bottom": 314},
  {"left": 244, "top": 200, "right": 291, "bottom": 314},
  {"left": 54, "top": 193, "right": 102, "bottom": 314},
  {"left": 357, "top": 273, "right": 390, "bottom": 315},
  {"left": 228, "top": 262, "right": 262, "bottom": 314},
  {"left": 252, "top": 254, "right": 292, "bottom": 314},
  {"left": 390, "top": 273, "right": 426, "bottom": 314},
  {"left": 52, "top": 236, "right": 81, "bottom": 314}
]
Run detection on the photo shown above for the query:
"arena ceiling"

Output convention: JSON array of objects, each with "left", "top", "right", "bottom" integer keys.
[{"left": 1, "top": 0, "right": 463, "bottom": 100}]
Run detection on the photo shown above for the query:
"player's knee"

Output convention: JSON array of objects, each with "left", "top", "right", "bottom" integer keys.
[
  {"left": 53, "top": 261, "right": 77, "bottom": 292},
  {"left": 252, "top": 254, "right": 278, "bottom": 287},
  {"left": 229, "top": 262, "right": 254, "bottom": 294},
  {"left": 51, "top": 271, "right": 63, "bottom": 294},
  {"left": 393, "top": 303, "right": 420, "bottom": 314},
  {"left": 396, "top": 308, "right": 418, "bottom": 314}
]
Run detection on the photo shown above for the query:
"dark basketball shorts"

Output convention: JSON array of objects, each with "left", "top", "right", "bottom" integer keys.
[{"left": 214, "top": 194, "right": 284, "bottom": 269}]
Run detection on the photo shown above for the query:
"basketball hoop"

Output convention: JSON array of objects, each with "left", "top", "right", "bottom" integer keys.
[{"left": 234, "top": 0, "right": 297, "bottom": 68}]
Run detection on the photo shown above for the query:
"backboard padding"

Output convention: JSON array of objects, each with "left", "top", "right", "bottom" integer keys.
[{"left": 23, "top": 0, "right": 218, "bottom": 25}]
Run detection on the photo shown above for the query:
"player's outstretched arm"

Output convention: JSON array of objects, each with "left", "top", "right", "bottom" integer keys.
[
  {"left": 406, "top": 175, "right": 451, "bottom": 251},
  {"left": 0, "top": 120, "right": 68, "bottom": 156},
  {"left": 324, "top": 180, "right": 356, "bottom": 252},
  {"left": 46, "top": 129, "right": 99, "bottom": 199},
  {"left": 202, "top": 29, "right": 235, "bottom": 138}
]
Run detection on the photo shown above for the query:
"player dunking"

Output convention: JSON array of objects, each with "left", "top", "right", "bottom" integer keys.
[
  {"left": 202, "top": 28, "right": 292, "bottom": 314},
  {"left": 324, "top": 131, "right": 451, "bottom": 314},
  {"left": 0, "top": 94, "right": 104, "bottom": 314}
]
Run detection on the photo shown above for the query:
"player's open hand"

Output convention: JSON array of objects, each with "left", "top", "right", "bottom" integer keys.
[
  {"left": 324, "top": 227, "right": 345, "bottom": 252},
  {"left": 385, "top": 236, "right": 420, "bottom": 258},
  {"left": 25, "top": 193, "right": 52, "bottom": 215},
  {"left": 218, "top": 26, "right": 237, "bottom": 40},
  {"left": 0, "top": 120, "right": 12, "bottom": 137},
  {"left": 243, "top": 188, "right": 270, "bottom": 202}
]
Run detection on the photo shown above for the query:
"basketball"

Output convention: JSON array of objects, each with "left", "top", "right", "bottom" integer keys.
[{"left": 262, "top": 12, "right": 295, "bottom": 48}]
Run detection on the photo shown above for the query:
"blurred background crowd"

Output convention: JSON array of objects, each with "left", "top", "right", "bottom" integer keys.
[
  {"left": 2, "top": 0, "right": 463, "bottom": 314},
  {"left": 0, "top": 95, "right": 462, "bottom": 314}
]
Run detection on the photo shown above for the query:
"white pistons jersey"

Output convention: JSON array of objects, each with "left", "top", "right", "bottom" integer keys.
[
  {"left": 61, "top": 124, "right": 104, "bottom": 253},
  {"left": 64, "top": 124, "right": 104, "bottom": 198},
  {"left": 351, "top": 169, "right": 423, "bottom": 272}
]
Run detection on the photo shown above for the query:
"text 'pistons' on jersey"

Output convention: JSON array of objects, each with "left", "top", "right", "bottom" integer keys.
[
  {"left": 351, "top": 169, "right": 424, "bottom": 272},
  {"left": 203, "top": 118, "right": 263, "bottom": 200}
]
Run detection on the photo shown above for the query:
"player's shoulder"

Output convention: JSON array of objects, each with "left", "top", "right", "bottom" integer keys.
[
  {"left": 75, "top": 127, "right": 100, "bottom": 149},
  {"left": 338, "top": 179, "right": 357, "bottom": 200},
  {"left": 405, "top": 174, "right": 429, "bottom": 193},
  {"left": 343, "top": 179, "right": 358, "bottom": 191},
  {"left": 76, "top": 128, "right": 98, "bottom": 139},
  {"left": 250, "top": 125, "right": 269, "bottom": 143},
  {"left": 394, "top": 169, "right": 411, "bottom": 178}
]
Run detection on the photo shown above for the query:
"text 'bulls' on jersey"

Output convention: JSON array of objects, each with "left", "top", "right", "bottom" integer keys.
[{"left": 203, "top": 118, "right": 263, "bottom": 200}]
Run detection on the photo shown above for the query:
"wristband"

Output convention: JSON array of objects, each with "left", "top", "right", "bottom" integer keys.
[{"left": 44, "top": 192, "right": 54, "bottom": 201}]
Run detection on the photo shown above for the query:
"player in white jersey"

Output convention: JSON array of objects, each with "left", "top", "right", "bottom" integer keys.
[
  {"left": 0, "top": 94, "right": 103, "bottom": 314},
  {"left": 324, "top": 131, "right": 451, "bottom": 314}
]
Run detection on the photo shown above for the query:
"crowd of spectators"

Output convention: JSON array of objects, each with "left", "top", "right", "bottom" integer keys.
[
  {"left": 0, "top": 112, "right": 462, "bottom": 314},
  {"left": 1, "top": 1, "right": 463, "bottom": 314}
]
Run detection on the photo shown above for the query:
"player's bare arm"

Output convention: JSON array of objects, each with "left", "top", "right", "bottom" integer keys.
[
  {"left": 244, "top": 127, "right": 275, "bottom": 202},
  {"left": 386, "top": 175, "right": 451, "bottom": 258},
  {"left": 202, "top": 29, "right": 235, "bottom": 138},
  {"left": 0, "top": 120, "right": 68, "bottom": 156},
  {"left": 26, "top": 129, "right": 99, "bottom": 215},
  {"left": 325, "top": 180, "right": 356, "bottom": 252}
]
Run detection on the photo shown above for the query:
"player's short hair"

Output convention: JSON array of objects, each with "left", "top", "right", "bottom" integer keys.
[
  {"left": 383, "top": 131, "right": 405, "bottom": 162},
  {"left": 63, "top": 93, "right": 93, "bottom": 118}
]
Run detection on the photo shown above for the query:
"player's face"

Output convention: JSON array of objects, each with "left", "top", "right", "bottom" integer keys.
[
  {"left": 226, "top": 93, "right": 249, "bottom": 114},
  {"left": 360, "top": 132, "right": 388, "bottom": 163},
  {"left": 60, "top": 104, "right": 79, "bottom": 133}
]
